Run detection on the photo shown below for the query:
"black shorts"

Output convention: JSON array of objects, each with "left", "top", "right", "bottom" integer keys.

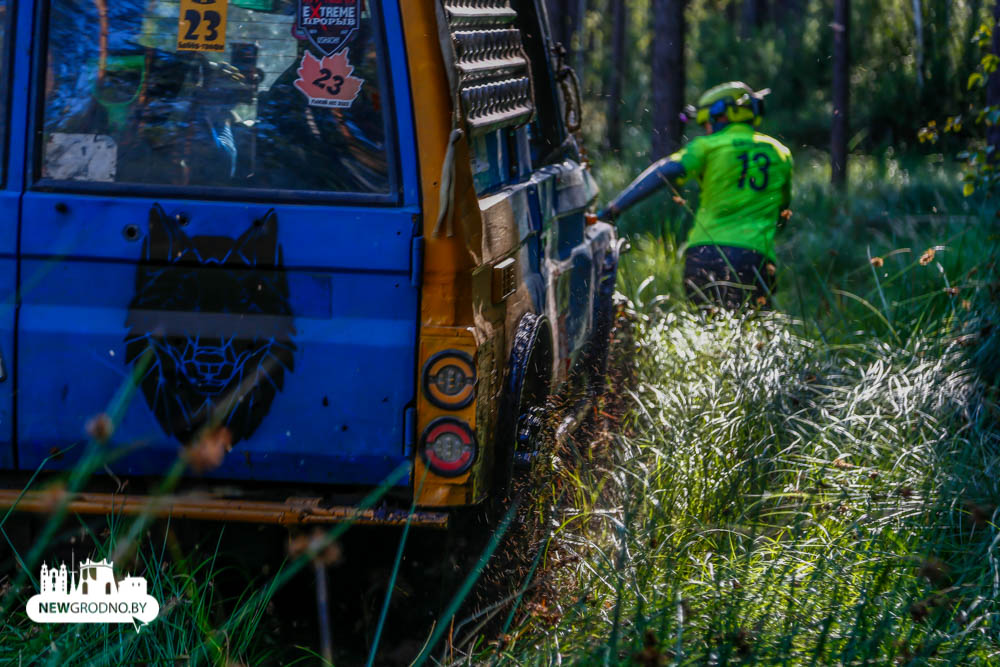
[{"left": 683, "top": 245, "right": 776, "bottom": 310}]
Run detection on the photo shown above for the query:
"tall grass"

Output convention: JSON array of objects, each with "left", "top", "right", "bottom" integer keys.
[
  {"left": 0, "top": 370, "right": 409, "bottom": 666},
  {"left": 2, "top": 155, "right": 997, "bottom": 666},
  {"left": 473, "top": 159, "right": 1000, "bottom": 664}
]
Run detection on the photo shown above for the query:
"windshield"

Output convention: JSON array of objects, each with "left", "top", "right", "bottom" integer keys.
[{"left": 40, "top": 0, "right": 392, "bottom": 195}]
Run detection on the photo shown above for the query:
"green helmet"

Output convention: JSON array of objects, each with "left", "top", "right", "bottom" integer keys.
[{"left": 695, "top": 81, "right": 770, "bottom": 127}]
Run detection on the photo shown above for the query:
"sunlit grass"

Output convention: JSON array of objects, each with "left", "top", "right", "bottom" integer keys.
[
  {"left": 482, "top": 309, "right": 998, "bottom": 663},
  {"left": 1, "top": 152, "right": 998, "bottom": 666},
  {"left": 470, "top": 178, "right": 1000, "bottom": 664}
]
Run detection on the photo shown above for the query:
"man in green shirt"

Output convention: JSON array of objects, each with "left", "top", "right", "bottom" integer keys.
[{"left": 600, "top": 81, "right": 793, "bottom": 309}]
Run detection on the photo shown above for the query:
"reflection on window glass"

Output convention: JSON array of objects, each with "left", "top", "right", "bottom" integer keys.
[
  {"left": 41, "top": 0, "right": 391, "bottom": 194},
  {"left": 0, "top": 0, "right": 6, "bottom": 182}
]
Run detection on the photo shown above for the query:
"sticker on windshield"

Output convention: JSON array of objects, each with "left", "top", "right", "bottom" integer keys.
[
  {"left": 297, "top": 0, "right": 360, "bottom": 55},
  {"left": 43, "top": 133, "right": 117, "bottom": 182},
  {"left": 293, "top": 49, "right": 364, "bottom": 108},
  {"left": 177, "top": 0, "right": 229, "bottom": 52}
]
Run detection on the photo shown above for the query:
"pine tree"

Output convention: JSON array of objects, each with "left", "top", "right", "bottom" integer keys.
[
  {"left": 832, "top": 0, "right": 850, "bottom": 189},
  {"left": 652, "top": 0, "right": 686, "bottom": 159}
]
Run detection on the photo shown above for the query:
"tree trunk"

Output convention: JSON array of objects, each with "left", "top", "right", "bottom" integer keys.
[
  {"left": 741, "top": 0, "right": 766, "bottom": 38},
  {"left": 652, "top": 0, "right": 686, "bottom": 159},
  {"left": 772, "top": 0, "right": 798, "bottom": 24},
  {"left": 554, "top": 0, "right": 583, "bottom": 78},
  {"left": 912, "top": 0, "right": 924, "bottom": 88},
  {"left": 989, "top": 1, "right": 1000, "bottom": 157},
  {"left": 573, "top": 0, "right": 586, "bottom": 79},
  {"left": 831, "top": 0, "right": 850, "bottom": 189},
  {"left": 545, "top": 0, "right": 568, "bottom": 48},
  {"left": 925, "top": 0, "right": 952, "bottom": 102},
  {"left": 775, "top": 0, "right": 803, "bottom": 80},
  {"left": 725, "top": 0, "right": 737, "bottom": 23},
  {"left": 606, "top": 0, "right": 627, "bottom": 150}
]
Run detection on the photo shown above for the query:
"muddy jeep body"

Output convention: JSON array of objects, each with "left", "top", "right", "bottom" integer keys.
[{"left": 0, "top": 0, "right": 618, "bottom": 521}]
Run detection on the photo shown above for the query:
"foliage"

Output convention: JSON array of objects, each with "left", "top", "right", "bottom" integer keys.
[
  {"left": 581, "top": 0, "right": 989, "bottom": 163},
  {"left": 467, "top": 168, "right": 1000, "bottom": 663},
  {"left": 920, "top": 14, "right": 1000, "bottom": 197}
]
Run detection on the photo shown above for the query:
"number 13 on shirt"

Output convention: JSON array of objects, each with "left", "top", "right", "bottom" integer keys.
[{"left": 177, "top": 0, "right": 229, "bottom": 53}]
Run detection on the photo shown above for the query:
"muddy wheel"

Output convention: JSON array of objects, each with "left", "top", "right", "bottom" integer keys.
[
  {"left": 495, "top": 313, "right": 553, "bottom": 501},
  {"left": 584, "top": 297, "right": 615, "bottom": 398},
  {"left": 428, "top": 315, "right": 555, "bottom": 656},
  {"left": 585, "top": 243, "right": 622, "bottom": 397}
]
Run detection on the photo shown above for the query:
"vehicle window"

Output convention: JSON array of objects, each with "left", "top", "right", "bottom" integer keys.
[
  {"left": 470, "top": 124, "right": 531, "bottom": 195},
  {"left": 40, "top": 0, "right": 393, "bottom": 195},
  {"left": 512, "top": 0, "right": 565, "bottom": 165},
  {"left": 0, "top": 0, "right": 7, "bottom": 183}
]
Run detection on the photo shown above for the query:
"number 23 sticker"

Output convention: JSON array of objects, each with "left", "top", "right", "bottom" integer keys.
[
  {"left": 293, "top": 49, "right": 364, "bottom": 109},
  {"left": 177, "top": 0, "right": 229, "bottom": 53}
]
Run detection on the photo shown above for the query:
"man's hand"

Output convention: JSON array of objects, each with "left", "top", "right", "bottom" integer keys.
[
  {"left": 596, "top": 204, "right": 620, "bottom": 221},
  {"left": 778, "top": 208, "right": 793, "bottom": 230}
]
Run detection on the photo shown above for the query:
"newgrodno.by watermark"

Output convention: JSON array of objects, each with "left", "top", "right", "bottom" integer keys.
[{"left": 26, "top": 557, "right": 159, "bottom": 632}]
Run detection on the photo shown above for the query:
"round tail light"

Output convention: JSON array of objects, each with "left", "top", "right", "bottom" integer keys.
[
  {"left": 420, "top": 418, "right": 477, "bottom": 477},
  {"left": 422, "top": 350, "right": 476, "bottom": 409}
]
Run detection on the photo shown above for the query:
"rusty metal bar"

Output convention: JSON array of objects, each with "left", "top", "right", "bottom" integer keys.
[{"left": 0, "top": 490, "right": 450, "bottom": 529}]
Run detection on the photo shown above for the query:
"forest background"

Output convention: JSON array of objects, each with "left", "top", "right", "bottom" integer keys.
[
  {"left": 462, "top": 1, "right": 1000, "bottom": 664},
  {"left": 546, "top": 0, "right": 992, "bottom": 234}
]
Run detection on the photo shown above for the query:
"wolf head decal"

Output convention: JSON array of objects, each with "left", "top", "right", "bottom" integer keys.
[{"left": 125, "top": 205, "right": 296, "bottom": 445}]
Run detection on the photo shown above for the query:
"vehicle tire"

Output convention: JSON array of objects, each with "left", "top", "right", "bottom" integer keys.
[
  {"left": 585, "top": 243, "right": 622, "bottom": 397},
  {"left": 423, "top": 315, "right": 553, "bottom": 647},
  {"left": 494, "top": 313, "right": 553, "bottom": 502}
]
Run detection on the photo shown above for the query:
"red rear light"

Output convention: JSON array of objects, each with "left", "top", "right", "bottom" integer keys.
[{"left": 420, "top": 418, "right": 477, "bottom": 477}]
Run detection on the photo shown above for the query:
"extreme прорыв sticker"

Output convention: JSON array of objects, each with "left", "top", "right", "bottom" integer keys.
[
  {"left": 297, "top": 0, "right": 360, "bottom": 56},
  {"left": 292, "top": 49, "right": 364, "bottom": 108}
]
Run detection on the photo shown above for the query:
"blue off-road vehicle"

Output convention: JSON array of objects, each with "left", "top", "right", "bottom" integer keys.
[{"left": 0, "top": 0, "right": 619, "bottom": 525}]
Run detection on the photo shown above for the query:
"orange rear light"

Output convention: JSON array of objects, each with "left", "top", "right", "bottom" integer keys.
[{"left": 421, "top": 350, "right": 476, "bottom": 410}]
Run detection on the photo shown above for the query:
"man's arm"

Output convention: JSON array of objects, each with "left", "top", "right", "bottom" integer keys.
[{"left": 598, "top": 157, "right": 686, "bottom": 220}]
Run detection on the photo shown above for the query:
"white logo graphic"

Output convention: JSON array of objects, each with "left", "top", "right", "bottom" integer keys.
[{"left": 26, "top": 558, "right": 159, "bottom": 631}]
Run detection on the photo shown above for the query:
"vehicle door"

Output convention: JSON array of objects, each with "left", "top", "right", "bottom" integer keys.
[
  {"left": 0, "top": 0, "right": 19, "bottom": 469},
  {"left": 17, "top": 0, "right": 421, "bottom": 486}
]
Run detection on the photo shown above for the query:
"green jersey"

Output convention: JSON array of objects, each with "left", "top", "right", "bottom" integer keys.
[{"left": 671, "top": 123, "right": 792, "bottom": 263}]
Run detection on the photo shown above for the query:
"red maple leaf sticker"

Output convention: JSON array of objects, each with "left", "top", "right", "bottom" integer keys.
[{"left": 293, "top": 49, "right": 364, "bottom": 108}]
